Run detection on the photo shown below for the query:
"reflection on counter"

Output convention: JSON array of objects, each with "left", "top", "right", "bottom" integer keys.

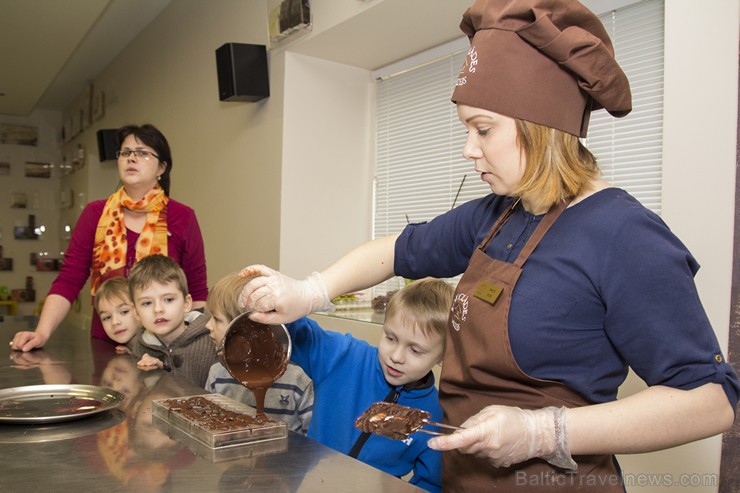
[
  {"left": 95, "top": 357, "right": 198, "bottom": 490},
  {"left": 9, "top": 347, "right": 73, "bottom": 384},
  {"left": 0, "top": 316, "right": 426, "bottom": 492}
]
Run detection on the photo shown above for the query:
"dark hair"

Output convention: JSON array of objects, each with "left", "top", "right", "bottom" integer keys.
[{"left": 116, "top": 123, "right": 173, "bottom": 196}]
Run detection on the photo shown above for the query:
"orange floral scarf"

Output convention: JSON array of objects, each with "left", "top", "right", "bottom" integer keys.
[{"left": 90, "top": 185, "right": 169, "bottom": 295}]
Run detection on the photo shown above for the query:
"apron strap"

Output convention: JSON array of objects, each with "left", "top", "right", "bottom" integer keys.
[
  {"left": 513, "top": 200, "right": 569, "bottom": 268},
  {"left": 480, "top": 197, "right": 521, "bottom": 250}
]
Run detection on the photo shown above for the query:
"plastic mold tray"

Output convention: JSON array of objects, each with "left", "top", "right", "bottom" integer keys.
[{"left": 152, "top": 394, "right": 287, "bottom": 460}]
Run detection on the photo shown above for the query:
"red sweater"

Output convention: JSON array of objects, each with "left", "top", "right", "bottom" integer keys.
[{"left": 49, "top": 198, "right": 208, "bottom": 341}]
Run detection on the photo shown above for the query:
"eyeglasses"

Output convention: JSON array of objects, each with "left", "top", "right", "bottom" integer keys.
[{"left": 116, "top": 149, "right": 160, "bottom": 160}]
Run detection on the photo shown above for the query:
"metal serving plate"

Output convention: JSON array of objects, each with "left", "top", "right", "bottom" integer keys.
[{"left": 0, "top": 384, "right": 125, "bottom": 424}]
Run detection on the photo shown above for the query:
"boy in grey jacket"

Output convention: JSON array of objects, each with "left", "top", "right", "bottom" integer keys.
[{"left": 128, "top": 254, "right": 215, "bottom": 387}]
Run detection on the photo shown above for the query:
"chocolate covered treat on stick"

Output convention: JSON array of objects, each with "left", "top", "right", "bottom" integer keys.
[{"left": 355, "top": 401, "right": 461, "bottom": 440}]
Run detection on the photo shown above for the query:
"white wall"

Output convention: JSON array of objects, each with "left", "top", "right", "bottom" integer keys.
[
  {"left": 279, "top": 52, "right": 374, "bottom": 277},
  {"left": 662, "top": 0, "right": 737, "bottom": 348},
  {"left": 92, "top": 0, "right": 284, "bottom": 279}
]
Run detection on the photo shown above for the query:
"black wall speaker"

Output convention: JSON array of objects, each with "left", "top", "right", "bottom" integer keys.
[
  {"left": 97, "top": 129, "right": 119, "bottom": 162},
  {"left": 216, "top": 43, "right": 269, "bottom": 102}
]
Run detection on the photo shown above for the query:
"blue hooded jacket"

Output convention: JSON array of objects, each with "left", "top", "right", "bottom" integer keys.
[{"left": 287, "top": 317, "right": 442, "bottom": 492}]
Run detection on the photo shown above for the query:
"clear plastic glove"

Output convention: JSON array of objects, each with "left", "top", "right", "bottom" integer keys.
[
  {"left": 237, "top": 264, "right": 334, "bottom": 324},
  {"left": 427, "top": 405, "right": 577, "bottom": 471}
]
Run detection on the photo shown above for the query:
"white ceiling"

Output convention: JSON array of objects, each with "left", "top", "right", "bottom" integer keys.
[
  {"left": 0, "top": 0, "right": 481, "bottom": 118},
  {"left": 0, "top": 0, "right": 172, "bottom": 117}
]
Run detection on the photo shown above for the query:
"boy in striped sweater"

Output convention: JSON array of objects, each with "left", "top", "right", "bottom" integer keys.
[{"left": 204, "top": 272, "right": 314, "bottom": 435}]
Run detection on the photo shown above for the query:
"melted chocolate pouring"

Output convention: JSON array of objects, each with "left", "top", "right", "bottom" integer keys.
[{"left": 222, "top": 316, "right": 289, "bottom": 418}]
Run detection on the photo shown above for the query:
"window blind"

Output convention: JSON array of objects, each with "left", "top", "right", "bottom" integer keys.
[
  {"left": 586, "top": 0, "right": 665, "bottom": 214},
  {"left": 374, "top": 49, "right": 483, "bottom": 239},
  {"left": 373, "top": 0, "right": 665, "bottom": 247}
]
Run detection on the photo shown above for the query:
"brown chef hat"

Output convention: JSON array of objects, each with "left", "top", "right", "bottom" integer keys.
[{"left": 451, "top": 0, "right": 632, "bottom": 137}]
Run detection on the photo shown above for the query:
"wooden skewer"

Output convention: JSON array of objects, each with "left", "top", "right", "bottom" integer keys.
[
  {"left": 427, "top": 420, "right": 463, "bottom": 431},
  {"left": 416, "top": 428, "right": 445, "bottom": 436},
  {"left": 415, "top": 420, "right": 463, "bottom": 436}
]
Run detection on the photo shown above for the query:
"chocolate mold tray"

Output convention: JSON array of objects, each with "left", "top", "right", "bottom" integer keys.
[
  {"left": 152, "top": 394, "right": 287, "bottom": 449},
  {"left": 152, "top": 413, "right": 287, "bottom": 462}
]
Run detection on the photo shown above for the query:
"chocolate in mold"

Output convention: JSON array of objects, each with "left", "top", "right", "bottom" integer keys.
[
  {"left": 354, "top": 402, "right": 431, "bottom": 440},
  {"left": 162, "top": 395, "right": 272, "bottom": 431}
]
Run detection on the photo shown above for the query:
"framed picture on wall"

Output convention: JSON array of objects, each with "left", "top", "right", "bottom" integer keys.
[
  {"left": 0, "top": 123, "right": 38, "bottom": 146},
  {"left": 63, "top": 118, "right": 72, "bottom": 143},
  {"left": 69, "top": 114, "right": 80, "bottom": 139},
  {"left": 81, "top": 107, "right": 89, "bottom": 130},
  {"left": 10, "top": 192, "right": 27, "bottom": 208},
  {"left": 24, "top": 162, "right": 51, "bottom": 179},
  {"left": 82, "top": 84, "right": 92, "bottom": 129},
  {"left": 92, "top": 91, "right": 105, "bottom": 121}
]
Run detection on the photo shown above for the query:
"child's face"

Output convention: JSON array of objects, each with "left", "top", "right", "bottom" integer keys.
[
  {"left": 205, "top": 310, "right": 230, "bottom": 347},
  {"left": 132, "top": 280, "right": 192, "bottom": 343},
  {"left": 100, "top": 354, "right": 143, "bottom": 404},
  {"left": 377, "top": 312, "right": 444, "bottom": 387},
  {"left": 98, "top": 296, "right": 140, "bottom": 344}
]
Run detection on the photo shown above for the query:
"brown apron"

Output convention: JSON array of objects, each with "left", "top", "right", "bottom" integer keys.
[{"left": 441, "top": 200, "right": 622, "bottom": 492}]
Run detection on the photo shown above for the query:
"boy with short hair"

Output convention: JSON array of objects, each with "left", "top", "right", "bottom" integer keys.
[
  {"left": 94, "top": 277, "right": 142, "bottom": 354},
  {"left": 204, "top": 272, "right": 314, "bottom": 435},
  {"left": 284, "top": 277, "right": 453, "bottom": 493},
  {"left": 127, "top": 254, "right": 214, "bottom": 387}
]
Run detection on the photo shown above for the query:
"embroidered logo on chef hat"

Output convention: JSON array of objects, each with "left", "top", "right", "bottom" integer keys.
[
  {"left": 450, "top": 0, "right": 632, "bottom": 138},
  {"left": 455, "top": 46, "right": 479, "bottom": 88}
]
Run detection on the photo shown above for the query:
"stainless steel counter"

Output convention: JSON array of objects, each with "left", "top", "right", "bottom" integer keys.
[{"left": 0, "top": 316, "right": 424, "bottom": 492}]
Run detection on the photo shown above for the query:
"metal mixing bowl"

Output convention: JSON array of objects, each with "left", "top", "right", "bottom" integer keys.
[{"left": 217, "top": 312, "right": 292, "bottom": 385}]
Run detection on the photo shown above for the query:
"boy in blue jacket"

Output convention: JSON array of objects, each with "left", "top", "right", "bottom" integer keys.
[{"left": 286, "top": 277, "right": 453, "bottom": 493}]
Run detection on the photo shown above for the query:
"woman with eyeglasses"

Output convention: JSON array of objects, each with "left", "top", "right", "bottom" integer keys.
[{"left": 11, "top": 124, "right": 207, "bottom": 352}]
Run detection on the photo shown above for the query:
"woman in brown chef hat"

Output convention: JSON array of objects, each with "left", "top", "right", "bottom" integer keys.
[{"left": 237, "top": 0, "right": 739, "bottom": 491}]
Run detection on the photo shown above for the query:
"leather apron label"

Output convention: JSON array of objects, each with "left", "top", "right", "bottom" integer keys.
[{"left": 473, "top": 280, "right": 503, "bottom": 305}]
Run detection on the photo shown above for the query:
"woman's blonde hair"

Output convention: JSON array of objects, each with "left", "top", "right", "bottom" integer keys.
[
  {"left": 386, "top": 278, "right": 454, "bottom": 350},
  {"left": 513, "top": 119, "right": 599, "bottom": 212},
  {"left": 206, "top": 273, "right": 254, "bottom": 323}
]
